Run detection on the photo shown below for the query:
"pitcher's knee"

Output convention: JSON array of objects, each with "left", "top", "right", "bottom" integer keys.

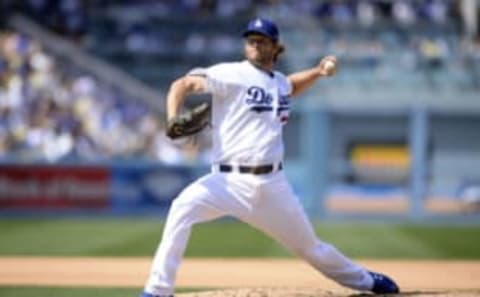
[
  {"left": 167, "top": 191, "right": 216, "bottom": 227},
  {"left": 168, "top": 198, "right": 187, "bottom": 215},
  {"left": 165, "top": 197, "right": 196, "bottom": 226}
]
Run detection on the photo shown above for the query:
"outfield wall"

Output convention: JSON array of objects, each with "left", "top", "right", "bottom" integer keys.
[{"left": 0, "top": 163, "right": 196, "bottom": 215}]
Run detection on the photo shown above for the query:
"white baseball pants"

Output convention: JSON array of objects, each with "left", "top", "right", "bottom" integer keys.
[{"left": 144, "top": 170, "right": 373, "bottom": 295}]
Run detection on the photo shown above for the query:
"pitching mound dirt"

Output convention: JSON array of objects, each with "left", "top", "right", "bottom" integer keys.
[
  {"left": 179, "top": 288, "right": 480, "bottom": 297},
  {"left": 1, "top": 258, "right": 480, "bottom": 296}
]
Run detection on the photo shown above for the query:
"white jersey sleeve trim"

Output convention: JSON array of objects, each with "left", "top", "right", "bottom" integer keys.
[
  {"left": 187, "top": 67, "right": 208, "bottom": 77},
  {"left": 187, "top": 67, "right": 219, "bottom": 94},
  {"left": 188, "top": 64, "right": 235, "bottom": 98}
]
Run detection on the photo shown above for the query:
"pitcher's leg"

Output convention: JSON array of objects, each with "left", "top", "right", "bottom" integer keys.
[
  {"left": 144, "top": 180, "right": 224, "bottom": 296},
  {"left": 248, "top": 174, "right": 373, "bottom": 291}
]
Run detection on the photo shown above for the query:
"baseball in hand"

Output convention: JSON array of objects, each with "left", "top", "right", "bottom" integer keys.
[{"left": 323, "top": 60, "right": 335, "bottom": 72}]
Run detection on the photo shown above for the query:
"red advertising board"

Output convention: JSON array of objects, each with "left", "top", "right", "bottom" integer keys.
[{"left": 0, "top": 165, "right": 110, "bottom": 208}]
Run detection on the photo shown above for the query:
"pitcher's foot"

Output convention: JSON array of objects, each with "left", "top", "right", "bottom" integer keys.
[{"left": 368, "top": 271, "right": 400, "bottom": 294}]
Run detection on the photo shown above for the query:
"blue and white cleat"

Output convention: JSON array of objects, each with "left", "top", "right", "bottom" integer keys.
[{"left": 369, "top": 271, "right": 400, "bottom": 294}]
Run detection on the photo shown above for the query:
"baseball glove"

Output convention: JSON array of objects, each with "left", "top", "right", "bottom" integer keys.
[{"left": 166, "top": 102, "right": 211, "bottom": 139}]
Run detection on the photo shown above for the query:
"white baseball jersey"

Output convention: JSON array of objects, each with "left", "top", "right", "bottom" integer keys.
[
  {"left": 143, "top": 60, "right": 374, "bottom": 297},
  {"left": 189, "top": 60, "right": 291, "bottom": 165}
]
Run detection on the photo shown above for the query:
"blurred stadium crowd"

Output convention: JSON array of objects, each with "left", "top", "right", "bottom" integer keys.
[
  {"left": 0, "top": 31, "right": 204, "bottom": 164},
  {"left": 78, "top": 0, "right": 479, "bottom": 94},
  {"left": 0, "top": 0, "right": 465, "bottom": 29},
  {"left": 0, "top": 0, "right": 479, "bottom": 165}
]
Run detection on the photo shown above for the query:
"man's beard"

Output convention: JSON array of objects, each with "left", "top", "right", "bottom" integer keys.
[{"left": 249, "top": 52, "right": 273, "bottom": 67}]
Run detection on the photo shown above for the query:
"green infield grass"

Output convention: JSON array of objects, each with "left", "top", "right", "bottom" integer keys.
[
  {"left": 0, "top": 218, "right": 479, "bottom": 258},
  {"left": 0, "top": 286, "right": 205, "bottom": 297}
]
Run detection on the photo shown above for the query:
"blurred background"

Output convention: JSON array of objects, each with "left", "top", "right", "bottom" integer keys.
[{"left": 0, "top": 0, "right": 479, "bottom": 222}]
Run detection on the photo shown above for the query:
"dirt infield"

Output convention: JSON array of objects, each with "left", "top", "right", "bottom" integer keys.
[{"left": 1, "top": 257, "right": 479, "bottom": 296}]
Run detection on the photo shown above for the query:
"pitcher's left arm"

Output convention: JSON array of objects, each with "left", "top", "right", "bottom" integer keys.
[{"left": 288, "top": 55, "right": 337, "bottom": 98}]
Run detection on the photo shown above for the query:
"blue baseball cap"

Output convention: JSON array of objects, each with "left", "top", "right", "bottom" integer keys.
[{"left": 242, "top": 18, "right": 279, "bottom": 42}]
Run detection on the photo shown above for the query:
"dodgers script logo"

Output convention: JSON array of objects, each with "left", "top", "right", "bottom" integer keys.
[
  {"left": 245, "top": 86, "right": 290, "bottom": 122},
  {"left": 245, "top": 86, "right": 273, "bottom": 113}
]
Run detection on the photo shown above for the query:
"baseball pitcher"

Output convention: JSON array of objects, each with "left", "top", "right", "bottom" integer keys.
[{"left": 141, "top": 18, "right": 399, "bottom": 297}]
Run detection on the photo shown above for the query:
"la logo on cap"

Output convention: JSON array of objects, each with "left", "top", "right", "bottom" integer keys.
[{"left": 254, "top": 19, "right": 263, "bottom": 28}]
